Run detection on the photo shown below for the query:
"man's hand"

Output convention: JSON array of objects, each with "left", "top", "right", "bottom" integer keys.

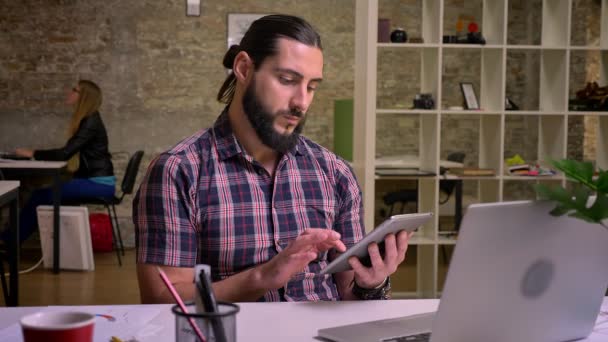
[
  {"left": 347, "top": 230, "right": 413, "bottom": 288},
  {"left": 257, "top": 228, "right": 346, "bottom": 290},
  {"left": 138, "top": 228, "right": 346, "bottom": 304}
]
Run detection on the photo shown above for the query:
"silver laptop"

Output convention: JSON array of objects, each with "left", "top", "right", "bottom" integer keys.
[{"left": 318, "top": 200, "right": 608, "bottom": 342}]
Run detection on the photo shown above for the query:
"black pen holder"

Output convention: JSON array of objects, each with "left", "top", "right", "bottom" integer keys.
[{"left": 172, "top": 301, "right": 240, "bottom": 342}]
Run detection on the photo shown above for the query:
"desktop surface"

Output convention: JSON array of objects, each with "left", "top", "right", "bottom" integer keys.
[{"left": 0, "top": 299, "right": 607, "bottom": 341}]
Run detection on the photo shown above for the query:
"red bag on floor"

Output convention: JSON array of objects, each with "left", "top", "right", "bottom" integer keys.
[{"left": 89, "top": 213, "right": 113, "bottom": 252}]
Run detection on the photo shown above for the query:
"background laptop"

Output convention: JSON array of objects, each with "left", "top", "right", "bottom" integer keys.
[{"left": 318, "top": 200, "right": 608, "bottom": 342}]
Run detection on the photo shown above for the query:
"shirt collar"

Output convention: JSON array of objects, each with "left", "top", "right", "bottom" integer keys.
[{"left": 212, "top": 108, "right": 305, "bottom": 161}]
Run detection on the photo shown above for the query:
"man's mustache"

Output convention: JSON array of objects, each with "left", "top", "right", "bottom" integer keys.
[{"left": 278, "top": 109, "right": 304, "bottom": 118}]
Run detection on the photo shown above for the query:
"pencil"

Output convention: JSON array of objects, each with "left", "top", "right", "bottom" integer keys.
[{"left": 157, "top": 267, "right": 207, "bottom": 342}]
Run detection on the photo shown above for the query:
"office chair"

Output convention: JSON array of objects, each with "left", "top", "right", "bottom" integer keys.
[
  {"left": 382, "top": 152, "right": 466, "bottom": 216},
  {"left": 63, "top": 150, "right": 144, "bottom": 266}
]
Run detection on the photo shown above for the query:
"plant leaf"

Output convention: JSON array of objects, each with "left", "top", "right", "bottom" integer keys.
[
  {"left": 551, "top": 159, "right": 596, "bottom": 190},
  {"left": 596, "top": 170, "right": 608, "bottom": 193},
  {"left": 586, "top": 194, "right": 608, "bottom": 222}
]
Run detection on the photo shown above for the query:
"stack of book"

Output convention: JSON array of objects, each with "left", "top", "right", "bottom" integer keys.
[{"left": 448, "top": 167, "right": 495, "bottom": 177}]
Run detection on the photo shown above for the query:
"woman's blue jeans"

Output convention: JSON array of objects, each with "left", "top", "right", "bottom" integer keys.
[{"left": 8, "top": 178, "right": 115, "bottom": 244}]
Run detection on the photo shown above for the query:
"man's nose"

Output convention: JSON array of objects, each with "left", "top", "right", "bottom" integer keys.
[{"left": 290, "top": 85, "right": 312, "bottom": 113}]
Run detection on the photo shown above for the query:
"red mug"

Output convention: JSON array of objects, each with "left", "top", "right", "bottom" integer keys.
[{"left": 20, "top": 311, "right": 95, "bottom": 342}]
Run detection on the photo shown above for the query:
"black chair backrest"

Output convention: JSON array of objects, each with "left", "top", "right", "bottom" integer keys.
[{"left": 121, "top": 150, "right": 144, "bottom": 195}]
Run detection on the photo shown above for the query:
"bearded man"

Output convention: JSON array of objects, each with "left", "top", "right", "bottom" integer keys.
[{"left": 134, "top": 14, "right": 412, "bottom": 303}]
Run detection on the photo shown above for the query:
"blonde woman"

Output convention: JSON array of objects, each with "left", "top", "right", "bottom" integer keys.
[{"left": 11, "top": 80, "right": 115, "bottom": 243}]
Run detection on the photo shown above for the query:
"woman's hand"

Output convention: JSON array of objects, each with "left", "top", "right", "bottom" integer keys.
[{"left": 14, "top": 148, "right": 34, "bottom": 158}]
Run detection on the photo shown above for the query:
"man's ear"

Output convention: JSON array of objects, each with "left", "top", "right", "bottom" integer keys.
[{"left": 233, "top": 51, "right": 254, "bottom": 83}]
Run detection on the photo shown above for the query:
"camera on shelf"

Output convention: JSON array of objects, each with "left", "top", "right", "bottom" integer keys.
[{"left": 413, "top": 93, "right": 435, "bottom": 109}]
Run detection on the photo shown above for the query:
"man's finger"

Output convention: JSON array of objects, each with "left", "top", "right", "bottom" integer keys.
[
  {"left": 348, "top": 256, "right": 367, "bottom": 275},
  {"left": 289, "top": 230, "right": 339, "bottom": 251},
  {"left": 383, "top": 233, "right": 398, "bottom": 263},
  {"left": 367, "top": 243, "right": 384, "bottom": 269},
  {"left": 396, "top": 230, "right": 410, "bottom": 256}
]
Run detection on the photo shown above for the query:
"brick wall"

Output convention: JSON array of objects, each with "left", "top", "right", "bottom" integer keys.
[{"left": 0, "top": 0, "right": 600, "bottom": 245}]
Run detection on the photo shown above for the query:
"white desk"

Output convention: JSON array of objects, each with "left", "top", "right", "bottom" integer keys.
[
  {"left": 0, "top": 299, "right": 607, "bottom": 341},
  {"left": 0, "top": 181, "right": 20, "bottom": 306},
  {"left": 375, "top": 155, "right": 464, "bottom": 170},
  {"left": 0, "top": 160, "right": 67, "bottom": 274}
]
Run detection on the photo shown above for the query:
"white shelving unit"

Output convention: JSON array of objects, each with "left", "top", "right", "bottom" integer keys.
[{"left": 354, "top": 0, "right": 608, "bottom": 298}]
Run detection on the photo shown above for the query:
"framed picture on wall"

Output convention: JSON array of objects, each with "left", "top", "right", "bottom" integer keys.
[
  {"left": 460, "top": 82, "right": 479, "bottom": 110},
  {"left": 227, "top": 13, "right": 267, "bottom": 49}
]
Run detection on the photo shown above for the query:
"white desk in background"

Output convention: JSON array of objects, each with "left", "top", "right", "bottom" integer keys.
[
  {"left": 0, "top": 298, "right": 607, "bottom": 341},
  {"left": 0, "top": 160, "right": 67, "bottom": 274},
  {"left": 375, "top": 155, "right": 464, "bottom": 170},
  {"left": 0, "top": 181, "right": 20, "bottom": 306}
]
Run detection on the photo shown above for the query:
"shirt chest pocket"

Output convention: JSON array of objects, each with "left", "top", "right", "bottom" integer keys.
[{"left": 292, "top": 202, "right": 336, "bottom": 231}]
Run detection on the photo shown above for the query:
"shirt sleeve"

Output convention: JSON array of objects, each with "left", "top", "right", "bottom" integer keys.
[
  {"left": 34, "top": 115, "right": 96, "bottom": 161},
  {"left": 133, "top": 152, "right": 199, "bottom": 267},
  {"left": 333, "top": 159, "right": 365, "bottom": 249}
]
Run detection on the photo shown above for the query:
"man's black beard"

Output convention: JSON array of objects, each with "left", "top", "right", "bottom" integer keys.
[{"left": 242, "top": 79, "right": 306, "bottom": 154}]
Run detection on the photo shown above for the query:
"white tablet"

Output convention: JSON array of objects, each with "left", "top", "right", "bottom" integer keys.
[{"left": 320, "top": 212, "right": 433, "bottom": 275}]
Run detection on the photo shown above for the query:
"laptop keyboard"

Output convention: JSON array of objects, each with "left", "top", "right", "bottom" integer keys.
[{"left": 382, "top": 332, "right": 431, "bottom": 342}]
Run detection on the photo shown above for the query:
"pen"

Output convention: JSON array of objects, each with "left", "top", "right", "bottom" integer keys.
[
  {"left": 157, "top": 267, "right": 207, "bottom": 342},
  {"left": 197, "top": 269, "right": 227, "bottom": 342}
]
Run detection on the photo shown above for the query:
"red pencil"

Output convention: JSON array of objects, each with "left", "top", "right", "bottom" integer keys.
[{"left": 157, "top": 267, "right": 207, "bottom": 342}]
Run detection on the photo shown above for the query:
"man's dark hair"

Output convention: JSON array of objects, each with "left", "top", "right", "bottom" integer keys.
[{"left": 217, "top": 14, "right": 322, "bottom": 104}]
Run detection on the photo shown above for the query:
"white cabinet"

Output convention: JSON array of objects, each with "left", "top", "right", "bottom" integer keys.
[{"left": 354, "top": 0, "right": 608, "bottom": 298}]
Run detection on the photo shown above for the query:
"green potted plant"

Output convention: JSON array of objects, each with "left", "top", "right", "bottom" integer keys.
[{"left": 535, "top": 159, "right": 608, "bottom": 229}]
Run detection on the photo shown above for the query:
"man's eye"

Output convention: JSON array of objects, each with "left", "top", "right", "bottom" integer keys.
[{"left": 279, "top": 77, "right": 295, "bottom": 84}]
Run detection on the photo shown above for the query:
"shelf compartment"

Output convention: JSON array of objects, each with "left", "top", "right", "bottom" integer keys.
[
  {"left": 391, "top": 249, "right": 418, "bottom": 295},
  {"left": 507, "top": 0, "right": 542, "bottom": 46},
  {"left": 376, "top": 114, "right": 424, "bottom": 161},
  {"left": 539, "top": 115, "right": 567, "bottom": 162},
  {"left": 566, "top": 114, "right": 605, "bottom": 169},
  {"left": 541, "top": 0, "right": 570, "bottom": 47},
  {"left": 440, "top": 113, "right": 502, "bottom": 176},
  {"left": 571, "top": 1, "right": 601, "bottom": 48},
  {"left": 441, "top": 0, "right": 483, "bottom": 44},
  {"left": 418, "top": 178, "right": 439, "bottom": 240},
  {"left": 440, "top": 113, "right": 479, "bottom": 170},
  {"left": 504, "top": 114, "right": 540, "bottom": 168},
  {"left": 377, "top": 47, "right": 440, "bottom": 109},
  {"left": 540, "top": 49, "right": 568, "bottom": 111},
  {"left": 480, "top": 115, "right": 503, "bottom": 171},
  {"left": 378, "top": 0, "right": 441, "bottom": 45},
  {"left": 602, "top": 0, "right": 608, "bottom": 48},
  {"left": 506, "top": 49, "right": 540, "bottom": 111},
  {"left": 440, "top": 0, "right": 506, "bottom": 44},
  {"left": 441, "top": 48, "right": 481, "bottom": 110},
  {"left": 481, "top": 48, "right": 505, "bottom": 111},
  {"left": 417, "top": 244, "right": 437, "bottom": 298},
  {"left": 503, "top": 178, "right": 564, "bottom": 201},
  {"left": 568, "top": 50, "right": 607, "bottom": 111},
  {"left": 483, "top": 0, "right": 507, "bottom": 44}
]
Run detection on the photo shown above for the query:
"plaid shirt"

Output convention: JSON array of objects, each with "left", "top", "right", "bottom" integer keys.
[{"left": 133, "top": 111, "right": 364, "bottom": 301}]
